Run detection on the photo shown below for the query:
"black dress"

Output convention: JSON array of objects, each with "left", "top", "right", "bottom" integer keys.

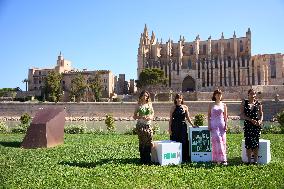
[
  {"left": 170, "top": 105, "right": 189, "bottom": 162},
  {"left": 243, "top": 100, "right": 261, "bottom": 149}
]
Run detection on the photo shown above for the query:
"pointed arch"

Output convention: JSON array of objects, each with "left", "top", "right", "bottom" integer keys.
[{"left": 182, "top": 76, "right": 195, "bottom": 92}]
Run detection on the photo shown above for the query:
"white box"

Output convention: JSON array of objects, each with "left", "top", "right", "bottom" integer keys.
[
  {"left": 151, "top": 140, "right": 182, "bottom": 166},
  {"left": 189, "top": 126, "right": 212, "bottom": 162},
  {"left": 241, "top": 139, "right": 271, "bottom": 164}
]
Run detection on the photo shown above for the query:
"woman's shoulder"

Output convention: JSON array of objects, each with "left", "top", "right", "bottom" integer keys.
[
  {"left": 255, "top": 100, "right": 262, "bottom": 106},
  {"left": 182, "top": 104, "right": 189, "bottom": 110}
]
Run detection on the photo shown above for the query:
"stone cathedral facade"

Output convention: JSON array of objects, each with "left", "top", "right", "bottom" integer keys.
[{"left": 137, "top": 25, "right": 284, "bottom": 92}]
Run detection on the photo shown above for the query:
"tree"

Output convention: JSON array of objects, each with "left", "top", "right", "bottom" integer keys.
[
  {"left": 88, "top": 73, "right": 103, "bottom": 102},
  {"left": 136, "top": 68, "right": 167, "bottom": 90},
  {"left": 22, "top": 79, "right": 29, "bottom": 91},
  {"left": 70, "top": 73, "right": 87, "bottom": 102},
  {"left": 136, "top": 68, "right": 167, "bottom": 101},
  {"left": 44, "top": 71, "right": 62, "bottom": 102}
]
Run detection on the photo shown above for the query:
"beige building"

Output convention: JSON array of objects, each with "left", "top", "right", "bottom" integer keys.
[
  {"left": 28, "top": 52, "right": 115, "bottom": 101},
  {"left": 28, "top": 52, "right": 72, "bottom": 92},
  {"left": 61, "top": 70, "right": 114, "bottom": 101},
  {"left": 137, "top": 25, "right": 284, "bottom": 92}
]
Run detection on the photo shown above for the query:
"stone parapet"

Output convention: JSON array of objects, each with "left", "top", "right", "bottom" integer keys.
[{"left": 0, "top": 101, "right": 283, "bottom": 121}]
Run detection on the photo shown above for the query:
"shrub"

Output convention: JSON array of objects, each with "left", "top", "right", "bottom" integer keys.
[
  {"left": 11, "top": 124, "right": 28, "bottom": 134},
  {"left": 194, "top": 113, "right": 206, "bottom": 126},
  {"left": 64, "top": 124, "right": 87, "bottom": 134},
  {"left": 261, "top": 124, "right": 281, "bottom": 134},
  {"left": 0, "top": 121, "right": 8, "bottom": 133},
  {"left": 12, "top": 113, "right": 32, "bottom": 134},
  {"left": 105, "top": 114, "right": 116, "bottom": 132},
  {"left": 20, "top": 113, "right": 32, "bottom": 125},
  {"left": 276, "top": 110, "right": 284, "bottom": 133}
]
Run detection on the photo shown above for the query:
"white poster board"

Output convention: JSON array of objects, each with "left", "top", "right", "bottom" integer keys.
[
  {"left": 151, "top": 140, "right": 182, "bottom": 166},
  {"left": 241, "top": 139, "right": 271, "bottom": 164},
  {"left": 189, "top": 126, "right": 212, "bottom": 162}
]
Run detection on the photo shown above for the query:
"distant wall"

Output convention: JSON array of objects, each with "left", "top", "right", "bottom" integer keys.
[{"left": 0, "top": 100, "right": 283, "bottom": 121}]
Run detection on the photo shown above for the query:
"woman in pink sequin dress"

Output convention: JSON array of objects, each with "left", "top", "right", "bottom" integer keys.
[{"left": 208, "top": 89, "right": 228, "bottom": 165}]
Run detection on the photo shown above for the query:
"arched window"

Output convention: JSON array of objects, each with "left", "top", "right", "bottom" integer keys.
[
  {"left": 270, "top": 58, "right": 276, "bottom": 78},
  {"left": 242, "top": 57, "right": 245, "bottom": 67},
  {"left": 240, "top": 40, "right": 243, "bottom": 52},
  {"left": 203, "top": 44, "right": 206, "bottom": 54},
  {"left": 188, "top": 59, "right": 192, "bottom": 69},
  {"left": 215, "top": 43, "right": 218, "bottom": 51},
  {"left": 228, "top": 56, "right": 231, "bottom": 67},
  {"left": 214, "top": 57, "right": 218, "bottom": 68},
  {"left": 190, "top": 46, "right": 194, "bottom": 55}
]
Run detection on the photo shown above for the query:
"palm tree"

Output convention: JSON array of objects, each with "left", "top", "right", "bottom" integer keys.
[{"left": 22, "top": 79, "right": 29, "bottom": 91}]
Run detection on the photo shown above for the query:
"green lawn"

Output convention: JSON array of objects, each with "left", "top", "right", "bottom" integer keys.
[{"left": 1, "top": 134, "right": 284, "bottom": 188}]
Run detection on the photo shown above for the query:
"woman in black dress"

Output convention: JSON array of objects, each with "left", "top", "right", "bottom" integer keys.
[
  {"left": 169, "top": 94, "right": 195, "bottom": 162},
  {"left": 240, "top": 89, "right": 263, "bottom": 164}
]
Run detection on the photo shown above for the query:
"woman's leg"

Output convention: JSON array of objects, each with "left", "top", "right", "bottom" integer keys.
[
  {"left": 253, "top": 148, "right": 259, "bottom": 163},
  {"left": 246, "top": 148, "right": 252, "bottom": 163}
]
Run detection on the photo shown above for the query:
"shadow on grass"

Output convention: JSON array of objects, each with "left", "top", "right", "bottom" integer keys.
[
  {"left": 178, "top": 156, "right": 245, "bottom": 169},
  {"left": 59, "top": 157, "right": 141, "bottom": 168},
  {"left": 0, "top": 141, "right": 21, "bottom": 148},
  {"left": 59, "top": 156, "right": 245, "bottom": 169}
]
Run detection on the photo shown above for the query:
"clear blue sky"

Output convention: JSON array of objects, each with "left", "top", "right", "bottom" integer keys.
[{"left": 0, "top": 0, "right": 284, "bottom": 90}]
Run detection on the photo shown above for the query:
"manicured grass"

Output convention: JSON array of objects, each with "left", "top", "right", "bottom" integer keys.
[{"left": 1, "top": 134, "right": 284, "bottom": 188}]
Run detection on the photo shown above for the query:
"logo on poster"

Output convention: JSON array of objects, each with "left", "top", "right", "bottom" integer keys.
[{"left": 163, "top": 152, "right": 181, "bottom": 160}]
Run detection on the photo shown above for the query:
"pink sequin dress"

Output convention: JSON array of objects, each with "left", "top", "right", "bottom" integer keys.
[{"left": 210, "top": 103, "right": 227, "bottom": 163}]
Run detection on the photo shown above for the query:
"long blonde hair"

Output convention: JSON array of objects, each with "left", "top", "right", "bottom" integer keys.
[{"left": 138, "top": 90, "right": 151, "bottom": 105}]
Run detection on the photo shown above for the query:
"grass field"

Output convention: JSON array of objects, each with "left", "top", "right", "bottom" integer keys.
[{"left": 1, "top": 134, "right": 284, "bottom": 188}]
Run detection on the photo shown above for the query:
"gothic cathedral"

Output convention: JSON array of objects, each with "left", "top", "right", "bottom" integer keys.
[{"left": 137, "top": 25, "right": 253, "bottom": 92}]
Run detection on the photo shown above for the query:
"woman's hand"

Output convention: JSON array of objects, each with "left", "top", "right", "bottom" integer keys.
[
  {"left": 144, "top": 115, "right": 151, "bottom": 121},
  {"left": 224, "top": 124, "right": 228, "bottom": 132},
  {"left": 257, "top": 120, "right": 263, "bottom": 127},
  {"left": 250, "top": 119, "right": 258, "bottom": 125}
]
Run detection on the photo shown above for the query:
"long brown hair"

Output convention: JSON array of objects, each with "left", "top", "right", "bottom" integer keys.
[
  {"left": 138, "top": 90, "right": 151, "bottom": 104},
  {"left": 212, "top": 89, "right": 222, "bottom": 101},
  {"left": 174, "top": 93, "right": 184, "bottom": 105}
]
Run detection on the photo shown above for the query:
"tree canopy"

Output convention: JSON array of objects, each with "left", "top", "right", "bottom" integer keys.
[
  {"left": 44, "top": 71, "right": 62, "bottom": 102},
  {"left": 136, "top": 68, "right": 167, "bottom": 90},
  {"left": 69, "top": 73, "right": 87, "bottom": 102},
  {"left": 88, "top": 73, "right": 103, "bottom": 102}
]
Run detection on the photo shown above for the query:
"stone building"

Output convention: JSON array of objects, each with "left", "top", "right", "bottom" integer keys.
[
  {"left": 28, "top": 52, "right": 72, "bottom": 92},
  {"left": 28, "top": 52, "right": 115, "bottom": 101},
  {"left": 114, "top": 74, "right": 128, "bottom": 95},
  {"left": 137, "top": 25, "right": 284, "bottom": 92},
  {"left": 61, "top": 70, "right": 114, "bottom": 101}
]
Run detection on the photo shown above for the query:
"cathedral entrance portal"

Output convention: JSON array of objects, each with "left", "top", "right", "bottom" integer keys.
[{"left": 182, "top": 76, "right": 195, "bottom": 92}]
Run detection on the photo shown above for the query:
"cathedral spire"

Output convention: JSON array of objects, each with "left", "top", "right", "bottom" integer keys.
[
  {"left": 221, "top": 32, "right": 224, "bottom": 39},
  {"left": 151, "top": 30, "right": 156, "bottom": 44},
  {"left": 195, "top": 34, "right": 200, "bottom": 40},
  {"left": 143, "top": 24, "right": 149, "bottom": 37},
  {"left": 233, "top": 31, "right": 236, "bottom": 38}
]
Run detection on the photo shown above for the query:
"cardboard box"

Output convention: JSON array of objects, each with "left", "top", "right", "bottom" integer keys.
[
  {"left": 151, "top": 140, "right": 182, "bottom": 165},
  {"left": 241, "top": 139, "right": 271, "bottom": 164}
]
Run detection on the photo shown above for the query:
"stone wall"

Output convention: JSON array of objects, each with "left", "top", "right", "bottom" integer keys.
[{"left": 0, "top": 100, "right": 283, "bottom": 121}]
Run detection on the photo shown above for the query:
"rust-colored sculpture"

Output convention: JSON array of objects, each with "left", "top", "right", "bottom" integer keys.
[{"left": 21, "top": 107, "right": 66, "bottom": 149}]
